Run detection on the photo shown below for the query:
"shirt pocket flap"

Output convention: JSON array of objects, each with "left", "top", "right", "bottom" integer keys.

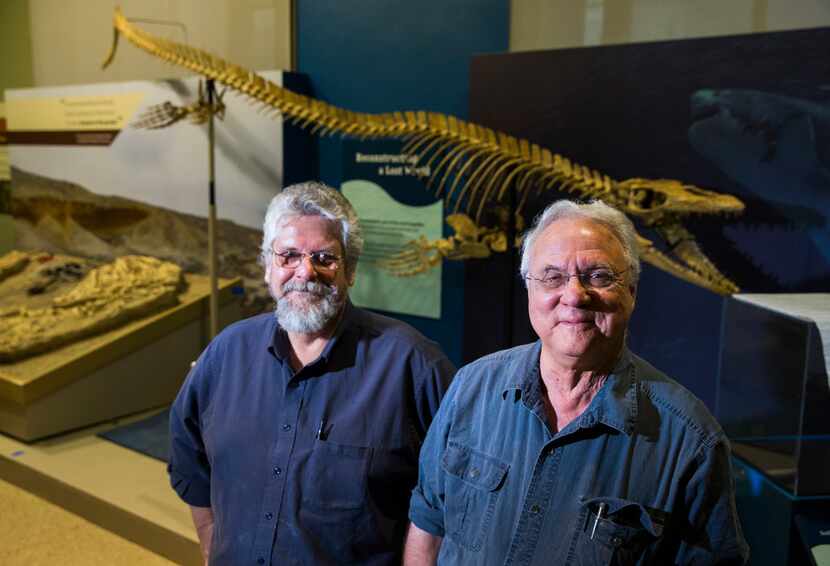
[
  {"left": 441, "top": 441, "right": 509, "bottom": 491},
  {"left": 582, "top": 496, "right": 666, "bottom": 538}
]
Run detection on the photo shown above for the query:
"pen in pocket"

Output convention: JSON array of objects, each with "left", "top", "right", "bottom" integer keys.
[
  {"left": 590, "top": 502, "right": 607, "bottom": 540},
  {"left": 315, "top": 418, "right": 327, "bottom": 440}
]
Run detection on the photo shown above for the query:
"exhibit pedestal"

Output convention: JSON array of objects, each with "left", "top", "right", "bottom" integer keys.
[
  {"left": 0, "top": 274, "right": 242, "bottom": 441},
  {"left": 733, "top": 456, "right": 830, "bottom": 566},
  {"left": 718, "top": 293, "right": 830, "bottom": 496},
  {"left": 718, "top": 294, "right": 830, "bottom": 565}
]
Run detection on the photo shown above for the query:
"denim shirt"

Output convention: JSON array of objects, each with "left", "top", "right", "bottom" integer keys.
[
  {"left": 410, "top": 342, "right": 749, "bottom": 565},
  {"left": 168, "top": 303, "right": 455, "bottom": 566}
]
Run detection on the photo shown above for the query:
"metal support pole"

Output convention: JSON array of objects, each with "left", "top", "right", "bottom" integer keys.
[{"left": 207, "top": 79, "right": 219, "bottom": 339}]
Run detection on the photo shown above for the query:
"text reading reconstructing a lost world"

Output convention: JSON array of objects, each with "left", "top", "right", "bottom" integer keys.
[{"left": 354, "top": 152, "right": 431, "bottom": 178}]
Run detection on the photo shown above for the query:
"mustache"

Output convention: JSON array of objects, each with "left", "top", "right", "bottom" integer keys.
[{"left": 281, "top": 280, "right": 334, "bottom": 297}]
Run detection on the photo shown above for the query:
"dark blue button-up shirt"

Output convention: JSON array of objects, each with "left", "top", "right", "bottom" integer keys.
[
  {"left": 410, "top": 342, "right": 749, "bottom": 565},
  {"left": 169, "top": 302, "right": 455, "bottom": 565}
]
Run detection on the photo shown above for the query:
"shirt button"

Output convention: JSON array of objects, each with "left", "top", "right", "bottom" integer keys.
[
  {"left": 468, "top": 467, "right": 479, "bottom": 478},
  {"left": 265, "top": 512, "right": 273, "bottom": 520},
  {"left": 257, "top": 558, "right": 265, "bottom": 565},
  {"left": 530, "top": 504, "right": 541, "bottom": 514},
  {"left": 282, "top": 424, "right": 291, "bottom": 431},
  {"left": 273, "top": 467, "right": 282, "bottom": 476},
  {"left": 611, "top": 536, "right": 623, "bottom": 547}
]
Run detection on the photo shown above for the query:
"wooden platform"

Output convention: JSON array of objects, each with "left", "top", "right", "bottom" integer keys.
[
  {"left": 0, "top": 409, "right": 200, "bottom": 565},
  {"left": 0, "top": 274, "right": 242, "bottom": 440}
]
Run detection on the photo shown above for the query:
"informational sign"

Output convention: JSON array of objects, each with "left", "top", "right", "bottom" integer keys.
[
  {"left": 7, "top": 73, "right": 285, "bottom": 229},
  {"left": 5, "top": 93, "right": 144, "bottom": 144},
  {"left": 342, "top": 178, "right": 442, "bottom": 319}
]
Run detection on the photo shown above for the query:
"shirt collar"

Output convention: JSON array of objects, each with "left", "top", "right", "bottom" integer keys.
[
  {"left": 502, "top": 343, "right": 638, "bottom": 436},
  {"left": 578, "top": 349, "right": 637, "bottom": 435}
]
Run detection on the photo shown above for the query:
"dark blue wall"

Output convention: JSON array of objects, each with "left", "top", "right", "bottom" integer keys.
[{"left": 296, "top": 0, "right": 509, "bottom": 365}]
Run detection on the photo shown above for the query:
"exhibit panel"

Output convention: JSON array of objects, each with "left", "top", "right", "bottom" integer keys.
[
  {"left": 6, "top": 73, "right": 286, "bottom": 229},
  {"left": 341, "top": 139, "right": 445, "bottom": 320}
]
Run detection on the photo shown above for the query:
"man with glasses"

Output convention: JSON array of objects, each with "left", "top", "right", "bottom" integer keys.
[
  {"left": 405, "top": 199, "right": 748, "bottom": 565},
  {"left": 168, "top": 182, "right": 455, "bottom": 565}
]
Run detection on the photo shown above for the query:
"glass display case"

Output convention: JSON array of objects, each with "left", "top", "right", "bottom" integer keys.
[{"left": 717, "top": 294, "right": 830, "bottom": 497}]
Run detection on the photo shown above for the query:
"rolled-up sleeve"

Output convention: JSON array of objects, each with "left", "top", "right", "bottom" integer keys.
[
  {"left": 412, "top": 351, "right": 456, "bottom": 440},
  {"left": 409, "top": 373, "right": 462, "bottom": 537},
  {"left": 167, "top": 349, "right": 213, "bottom": 507},
  {"left": 675, "top": 437, "right": 750, "bottom": 565}
]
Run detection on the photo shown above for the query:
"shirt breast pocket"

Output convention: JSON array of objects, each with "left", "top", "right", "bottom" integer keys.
[
  {"left": 441, "top": 441, "right": 509, "bottom": 552},
  {"left": 302, "top": 439, "right": 372, "bottom": 511},
  {"left": 573, "top": 496, "right": 666, "bottom": 566},
  {"left": 298, "top": 439, "right": 378, "bottom": 562}
]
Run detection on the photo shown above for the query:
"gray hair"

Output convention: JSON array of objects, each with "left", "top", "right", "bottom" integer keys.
[
  {"left": 519, "top": 199, "right": 640, "bottom": 286},
  {"left": 261, "top": 181, "right": 364, "bottom": 279}
]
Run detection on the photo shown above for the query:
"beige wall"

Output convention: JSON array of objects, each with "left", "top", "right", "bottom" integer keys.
[
  {"left": 8, "top": 1, "right": 830, "bottom": 90},
  {"left": 510, "top": 0, "right": 830, "bottom": 51},
  {"left": 25, "top": 0, "right": 291, "bottom": 87},
  {"left": 0, "top": 1, "right": 35, "bottom": 98}
]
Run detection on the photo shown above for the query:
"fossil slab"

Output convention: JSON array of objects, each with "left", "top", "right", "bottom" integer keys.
[
  {"left": 0, "top": 253, "right": 183, "bottom": 362},
  {"left": 0, "top": 250, "right": 30, "bottom": 282}
]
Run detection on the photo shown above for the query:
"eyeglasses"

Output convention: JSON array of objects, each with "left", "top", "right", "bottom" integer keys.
[
  {"left": 525, "top": 268, "right": 628, "bottom": 290},
  {"left": 272, "top": 249, "right": 341, "bottom": 272}
]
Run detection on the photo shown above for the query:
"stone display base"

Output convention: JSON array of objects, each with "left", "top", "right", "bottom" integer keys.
[{"left": 0, "top": 274, "right": 242, "bottom": 440}]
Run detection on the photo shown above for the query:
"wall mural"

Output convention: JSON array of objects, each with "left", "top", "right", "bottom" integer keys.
[{"left": 688, "top": 88, "right": 830, "bottom": 282}]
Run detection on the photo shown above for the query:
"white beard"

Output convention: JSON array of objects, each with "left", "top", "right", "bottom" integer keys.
[{"left": 274, "top": 280, "right": 344, "bottom": 333}]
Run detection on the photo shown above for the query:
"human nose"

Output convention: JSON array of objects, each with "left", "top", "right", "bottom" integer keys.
[
  {"left": 292, "top": 253, "right": 319, "bottom": 280},
  {"left": 558, "top": 273, "right": 590, "bottom": 305}
]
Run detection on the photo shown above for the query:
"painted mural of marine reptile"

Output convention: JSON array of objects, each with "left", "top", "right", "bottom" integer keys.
[
  {"left": 689, "top": 89, "right": 830, "bottom": 283},
  {"left": 102, "top": 8, "right": 745, "bottom": 295}
]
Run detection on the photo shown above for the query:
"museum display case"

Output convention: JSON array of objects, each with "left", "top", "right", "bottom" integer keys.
[
  {"left": 718, "top": 294, "right": 830, "bottom": 565},
  {"left": 717, "top": 293, "right": 830, "bottom": 497}
]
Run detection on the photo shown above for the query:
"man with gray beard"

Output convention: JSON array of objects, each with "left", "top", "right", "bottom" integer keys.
[{"left": 168, "top": 182, "right": 456, "bottom": 566}]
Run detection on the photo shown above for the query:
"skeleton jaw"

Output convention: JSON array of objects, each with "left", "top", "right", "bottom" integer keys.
[
  {"left": 608, "top": 178, "right": 744, "bottom": 295},
  {"left": 636, "top": 221, "right": 739, "bottom": 295},
  {"left": 616, "top": 178, "right": 745, "bottom": 224}
]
